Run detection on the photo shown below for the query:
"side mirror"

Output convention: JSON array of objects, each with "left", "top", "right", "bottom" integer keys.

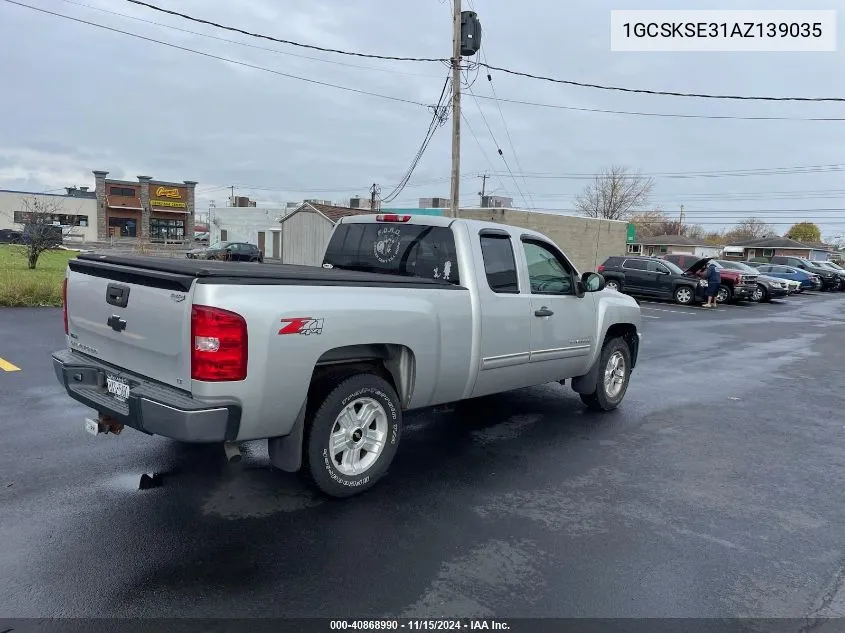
[{"left": 581, "top": 272, "right": 605, "bottom": 293}]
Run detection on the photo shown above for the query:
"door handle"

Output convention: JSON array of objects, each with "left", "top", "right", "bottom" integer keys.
[{"left": 534, "top": 307, "right": 554, "bottom": 317}]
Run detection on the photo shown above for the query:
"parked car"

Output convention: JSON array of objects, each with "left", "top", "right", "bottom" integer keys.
[
  {"left": 598, "top": 255, "right": 709, "bottom": 305},
  {"left": 750, "top": 264, "right": 821, "bottom": 292},
  {"left": 186, "top": 241, "right": 263, "bottom": 262},
  {"left": 711, "top": 260, "right": 788, "bottom": 302},
  {"left": 769, "top": 256, "right": 839, "bottom": 291},
  {"left": 813, "top": 261, "right": 845, "bottom": 291},
  {"left": 0, "top": 228, "right": 22, "bottom": 244},
  {"left": 53, "top": 214, "right": 642, "bottom": 498},
  {"left": 692, "top": 259, "right": 759, "bottom": 304}
]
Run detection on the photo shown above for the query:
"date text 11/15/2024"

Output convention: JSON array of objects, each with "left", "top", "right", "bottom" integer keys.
[{"left": 329, "top": 621, "right": 510, "bottom": 630}]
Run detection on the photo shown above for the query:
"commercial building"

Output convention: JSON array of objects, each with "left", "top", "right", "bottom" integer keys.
[
  {"left": 0, "top": 186, "right": 98, "bottom": 243},
  {"left": 92, "top": 171, "right": 197, "bottom": 241}
]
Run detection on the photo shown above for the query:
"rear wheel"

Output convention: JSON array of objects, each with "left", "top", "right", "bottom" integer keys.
[
  {"left": 302, "top": 373, "right": 402, "bottom": 498},
  {"left": 716, "top": 284, "right": 731, "bottom": 303},
  {"left": 673, "top": 285, "right": 694, "bottom": 305},
  {"left": 605, "top": 279, "right": 621, "bottom": 292},
  {"left": 580, "top": 337, "right": 632, "bottom": 412}
]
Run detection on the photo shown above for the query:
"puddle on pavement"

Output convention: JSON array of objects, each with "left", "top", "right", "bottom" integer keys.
[{"left": 202, "top": 475, "right": 323, "bottom": 519}]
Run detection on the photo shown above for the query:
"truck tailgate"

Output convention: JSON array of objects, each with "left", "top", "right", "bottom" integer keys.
[{"left": 65, "top": 258, "right": 194, "bottom": 390}]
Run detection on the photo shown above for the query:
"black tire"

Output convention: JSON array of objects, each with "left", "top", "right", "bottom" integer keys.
[
  {"left": 604, "top": 279, "right": 622, "bottom": 292},
  {"left": 716, "top": 284, "right": 732, "bottom": 303},
  {"left": 673, "top": 285, "right": 694, "bottom": 305},
  {"left": 302, "top": 373, "right": 401, "bottom": 498},
  {"left": 579, "top": 337, "right": 632, "bottom": 412}
]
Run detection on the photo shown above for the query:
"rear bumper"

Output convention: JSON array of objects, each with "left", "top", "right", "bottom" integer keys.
[{"left": 52, "top": 349, "right": 241, "bottom": 442}]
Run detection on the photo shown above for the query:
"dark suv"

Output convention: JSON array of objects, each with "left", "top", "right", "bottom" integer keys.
[
  {"left": 598, "top": 256, "right": 708, "bottom": 305},
  {"left": 769, "top": 256, "right": 839, "bottom": 290}
]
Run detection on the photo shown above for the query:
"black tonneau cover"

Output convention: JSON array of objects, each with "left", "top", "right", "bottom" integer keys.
[{"left": 70, "top": 253, "right": 463, "bottom": 290}]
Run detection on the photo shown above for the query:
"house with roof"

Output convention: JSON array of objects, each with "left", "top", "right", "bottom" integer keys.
[
  {"left": 722, "top": 236, "right": 833, "bottom": 262},
  {"left": 630, "top": 234, "right": 721, "bottom": 258}
]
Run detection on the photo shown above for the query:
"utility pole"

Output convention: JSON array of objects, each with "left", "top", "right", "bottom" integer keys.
[
  {"left": 369, "top": 183, "right": 381, "bottom": 212},
  {"left": 449, "top": 0, "right": 462, "bottom": 219},
  {"left": 478, "top": 173, "right": 488, "bottom": 206},
  {"left": 678, "top": 204, "right": 685, "bottom": 235}
]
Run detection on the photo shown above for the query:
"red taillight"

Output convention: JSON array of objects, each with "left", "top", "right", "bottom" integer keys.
[
  {"left": 376, "top": 214, "right": 411, "bottom": 222},
  {"left": 597, "top": 265, "right": 605, "bottom": 273},
  {"left": 191, "top": 305, "right": 248, "bottom": 382},
  {"left": 62, "top": 277, "right": 68, "bottom": 335}
]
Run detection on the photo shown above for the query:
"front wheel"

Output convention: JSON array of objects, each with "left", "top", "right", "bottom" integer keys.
[
  {"left": 674, "top": 286, "right": 694, "bottom": 305},
  {"left": 752, "top": 284, "right": 767, "bottom": 302},
  {"left": 302, "top": 373, "right": 402, "bottom": 498},
  {"left": 580, "top": 337, "right": 632, "bottom": 412},
  {"left": 716, "top": 284, "right": 732, "bottom": 303},
  {"left": 605, "top": 279, "right": 621, "bottom": 292}
]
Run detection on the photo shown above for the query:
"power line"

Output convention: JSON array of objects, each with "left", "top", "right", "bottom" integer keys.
[
  {"left": 479, "top": 49, "right": 536, "bottom": 209},
  {"left": 465, "top": 83, "right": 532, "bottom": 209},
  {"left": 487, "top": 164, "right": 845, "bottom": 180},
  {"left": 477, "top": 63, "right": 845, "bottom": 103},
  {"left": 59, "top": 0, "right": 443, "bottom": 79},
  {"left": 122, "top": 0, "right": 446, "bottom": 63},
  {"left": 459, "top": 111, "right": 513, "bottom": 203},
  {"left": 471, "top": 94, "right": 845, "bottom": 122},
  {"left": 118, "top": 0, "right": 845, "bottom": 103},
  {"left": 2, "top": 0, "right": 429, "bottom": 108},
  {"left": 382, "top": 75, "right": 452, "bottom": 203}
]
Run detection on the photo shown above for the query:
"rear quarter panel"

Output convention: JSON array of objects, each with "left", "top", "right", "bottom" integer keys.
[{"left": 191, "top": 283, "right": 473, "bottom": 441}]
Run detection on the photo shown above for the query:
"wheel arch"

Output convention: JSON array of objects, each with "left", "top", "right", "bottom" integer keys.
[{"left": 571, "top": 323, "right": 639, "bottom": 394}]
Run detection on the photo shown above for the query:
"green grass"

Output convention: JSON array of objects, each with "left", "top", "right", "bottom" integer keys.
[{"left": 0, "top": 245, "right": 77, "bottom": 307}]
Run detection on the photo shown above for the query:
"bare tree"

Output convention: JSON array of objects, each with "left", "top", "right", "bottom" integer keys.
[
  {"left": 575, "top": 165, "right": 654, "bottom": 220},
  {"left": 4, "top": 197, "right": 66, "bottom": 269},
  {"left": 629, "top": 208, "right": 703, "bottom": 240},
  {"left": 724, "top": 217, "right": 777, "bottom": 242}
]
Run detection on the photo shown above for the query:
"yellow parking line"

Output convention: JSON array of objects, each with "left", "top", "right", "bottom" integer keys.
[{"left": 0, "top": 357, "right": 21, "bottom": 372}]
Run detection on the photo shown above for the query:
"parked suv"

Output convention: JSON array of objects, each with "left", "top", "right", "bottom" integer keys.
[
  {"left": 769, "top": 256, "right": 839, "bottom": 291},
  {"left": 598, "top": 256, "right": 708, "bottom": 305},
  {"left": 813, "top": 261, "right": 845, "bottom": 291}
]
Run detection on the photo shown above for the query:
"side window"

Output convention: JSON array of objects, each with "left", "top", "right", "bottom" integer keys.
[
  {"left": 623, "top": 259, "right": 647, "bottom": 271},
  {"left": 479, "top": 234, "right": 519, "bottom": 294},
  {"left": 521, "top": 240, "right": 573, "bottom": 295},
  {"left": 653, "top": 262, "right": 670, "bottom": 274}
]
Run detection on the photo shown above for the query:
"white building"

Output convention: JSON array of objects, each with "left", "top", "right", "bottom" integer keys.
[
  {"left": 0, "top": 187, "right": 98, "bottom": 243},
  {"left": 208, "top": 205, "right": 284, "bottom": 258}
]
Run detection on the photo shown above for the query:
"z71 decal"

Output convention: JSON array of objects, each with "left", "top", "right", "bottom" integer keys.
[{"left": 279, "top": 317, "right": 324, "bottom": 335}]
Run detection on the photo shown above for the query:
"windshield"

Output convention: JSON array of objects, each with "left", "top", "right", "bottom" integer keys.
[{"left": 716, "top": 260, "right": 756, "bottom": 273}]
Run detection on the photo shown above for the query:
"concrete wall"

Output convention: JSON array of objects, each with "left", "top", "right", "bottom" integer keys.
[
  {"left": 0, "top": 189, "right": 98, "bottom": 243},
  {"left": 457, "top": 208, "right": 627, "bottom": 273},
  {"left": 209, "top": 206, "right": 283, "bottom": 246},
  {"left": 281, "top": 209, "right": 335, "bottom": 266}
]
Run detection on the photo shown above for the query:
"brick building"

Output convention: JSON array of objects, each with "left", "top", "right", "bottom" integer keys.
[{"left": 93, "top": 170, "right": 197, "bottom": 241}]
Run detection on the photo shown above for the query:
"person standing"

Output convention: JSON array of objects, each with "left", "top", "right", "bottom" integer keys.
[{"left": 704, "top": 260, "right": 721, "bottom": 308}]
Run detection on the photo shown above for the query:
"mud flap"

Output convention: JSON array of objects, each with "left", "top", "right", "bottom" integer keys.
[
  {"left": 570, "top": 357, "right": 601, "bottom": 395},
  {"left": 268, "top": 399, "right": 307, "bottom": 473}
]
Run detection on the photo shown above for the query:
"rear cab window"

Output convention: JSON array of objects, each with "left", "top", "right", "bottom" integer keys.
[
  {"left": 479, "top": 232, "right": 519, "bottom": 293},
  {"left": 323, "top": 222, "right": 461, "bottom": 285}
]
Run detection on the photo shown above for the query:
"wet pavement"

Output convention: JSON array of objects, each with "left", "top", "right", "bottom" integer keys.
[{"left": 2, "top": 294, "right": 845, "bottom": 619}]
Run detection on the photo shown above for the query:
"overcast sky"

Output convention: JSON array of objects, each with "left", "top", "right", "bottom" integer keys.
[{"left": 1, "top": 0, "right": 845, "bottom": 238}]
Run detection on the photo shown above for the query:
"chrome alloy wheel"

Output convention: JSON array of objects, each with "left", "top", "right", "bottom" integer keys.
[
  {"left": 604, "top": 351, "right": 626, "bottom": 399},
  {"left": 329, "top": 397, "right": 388, "bottom": 476}
]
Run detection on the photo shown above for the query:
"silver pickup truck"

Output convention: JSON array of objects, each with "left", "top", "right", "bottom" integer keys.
[{"left": 53, "top": 214, "right": 642, "bottom": 497}]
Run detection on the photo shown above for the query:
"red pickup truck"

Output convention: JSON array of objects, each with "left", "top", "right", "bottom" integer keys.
[{"left": 662, "top": 255, "right": 759, "bottom": 303}]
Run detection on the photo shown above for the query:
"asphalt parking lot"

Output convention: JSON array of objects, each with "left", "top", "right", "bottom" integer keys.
[{"left": 3, "top": 293, "right": 845, "bottom": 622}]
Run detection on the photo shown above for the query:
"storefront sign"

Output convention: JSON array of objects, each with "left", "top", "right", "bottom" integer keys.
[
  {"left": 151, "top": 199, "right": 187, "bottom": 208},
  {"left": 155, "top": 186, "right": 182, "bottom": 199}
]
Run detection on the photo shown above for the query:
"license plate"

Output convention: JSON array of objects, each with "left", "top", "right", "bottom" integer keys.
[{"left": 106, "top": 375, "right": 130, "bottom": 401}]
